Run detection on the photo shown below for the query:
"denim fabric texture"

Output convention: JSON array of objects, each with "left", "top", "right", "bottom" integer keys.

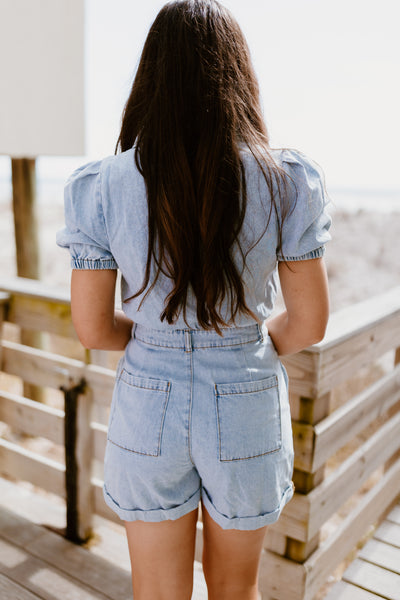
[
  {"left": 102, "top": 323, "right": 294, "bottom": 529},
  {"left": 56, "top": 147, "right": 332, "bottom": 329},
  {"left": 56, "top": 146, "right": 331, "bottom": 529}
]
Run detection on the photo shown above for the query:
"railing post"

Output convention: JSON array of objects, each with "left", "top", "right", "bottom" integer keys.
[
  {"left": 62, "top": 379, "right": 94, "bottom": 543},
  {"left": 384, "top": 346, "right": 400, "bottom": 473},
  {"left": 261, "top": 389, "right": 332, "bottom": 600},
  {"left": 0, "top": 293, "right": 10, "bottom": 366}
]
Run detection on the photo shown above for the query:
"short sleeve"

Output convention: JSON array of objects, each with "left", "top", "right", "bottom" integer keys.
[
  {"left": 56, "top": 159, "right": 118, "bottom": 270},
  {"left": 277, "top": 149, "right": 332, "bottom": 261}
]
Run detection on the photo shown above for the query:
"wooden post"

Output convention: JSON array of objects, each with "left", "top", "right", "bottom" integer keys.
[
  {"left": 62, "top": 379, "right": 93, "bottom": 543},
  {"left": 0, "top": 293, "right": 10, "bottom": 366},
  {"left": 262, "top": 391, "right": 332, "bottom": 599},
  {"left": 11, "top": 158, "right": 40, "bottom": 280},
  {"left": 11, "top": 158, "right": 43, "bottom": 401},
  {"left": 384, "top": 346, "right": 400, "bottom": 471}
]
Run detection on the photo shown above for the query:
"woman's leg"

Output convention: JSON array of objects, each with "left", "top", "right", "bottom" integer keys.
[
  {"left": 201, "top": 500, "right": 267, "bottom": 600},
  {"left": 124, "top": 506, "right": 198, "bottom": 600}
]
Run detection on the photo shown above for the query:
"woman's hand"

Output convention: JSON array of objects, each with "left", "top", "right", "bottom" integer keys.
[
  {"left": 71, "top": 269, "right": 133, "bottom": 351},
  {"left": 265, "top": 257, "right": 329, "bottom": 356}
]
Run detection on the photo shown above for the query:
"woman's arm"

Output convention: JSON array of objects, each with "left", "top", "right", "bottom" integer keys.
[
  {"left": 265, "top": 257, "right": 329, "bottom": 356},
  {"left": 71, "top": 269, "right": 133, "bottom": 351}
]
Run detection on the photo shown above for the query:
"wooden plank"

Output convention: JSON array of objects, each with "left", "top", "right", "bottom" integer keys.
[
  {"left": 313, "top": 285, "right": 400, "bottom": 352},
  {"left": 281, "top": 351, "right": 320, "bottom": 399},
  {"left": 0, "top": 276, "right": 70, "bottom": 305},
  {"left": 0, "top": 507, "right": 132, "bottom": 600},
  {"left": 0, "top": 574, "right": 39, "bottom": 600},
  {"left": 0, "top": 506, "right": 55, "bottom": 548},
  {"left": 291, "top": 421, "right": 315, "bottom": 472},
  {"left": 7, "top": 294, "right": 77, "bottom": 338},
  {"left": 0, "top": 538, "right": 112, "bottom": 600},
  {"left": 11, "top": 159, "right": 40, "bottom": 281},
  {"left": 258, "top": 549, "right": 306, "bottom": 600},
  {"left": 272, "top": 413, "right": 400, "bottom": 543},
  {"left": 386, "top": 504, "right": 400, "bottom": 526},
  {"left": 0, "top": 438, "right": 65, "bottom": 498},
  {"left": 0, "top": 292, "right": 9, "bottom": 305},
  {"left": 312, "top": 366, "right": 400, "bottom": 471},
  {"left": 268, "top": 493, "right": 310, "bottom": 543},
  {"left": 0, "top": 477, "right": 66, "bottom": 531},
  {"left": 374, "top": 521, "right": 400, "bottom": 549},
  {"left": 302, "top": 460, "right": 400, "bottom": 600},
  {"left": 75, "top": 390, "right": 94, "bottom": 541},
  {"left": 324, "top": 580, "right": 383, "bottom": 600},
  {"left": 343, "top": 558, "right": 400, "bottom": 600},
  {"left": 307, "top": 413, "right": 400, "bottom": 540},
  {"left": 0, "top": 390, "right": 64, "bottom": 444},
  {"left": 359, "top": 538, "right": 400, "bottom": 575},
  {"left": 312, "top": 315, "right": 400, "bottom": 396},
  {"left": 2, "top": 341, "right": 116, "bottom": 406}
]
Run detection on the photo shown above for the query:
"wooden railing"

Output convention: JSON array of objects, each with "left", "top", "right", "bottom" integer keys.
[{"left": 0, "top": 277, "right": 399, "bottom": 599}]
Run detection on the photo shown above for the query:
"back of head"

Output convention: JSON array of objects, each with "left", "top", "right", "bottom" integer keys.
[{"left": 117, "top": 0, "right": 289, "bottom": 333}]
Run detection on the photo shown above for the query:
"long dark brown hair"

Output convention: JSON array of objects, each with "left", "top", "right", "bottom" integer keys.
[{"left": 116, "top": 0, "right": 294, "bottom": 333}]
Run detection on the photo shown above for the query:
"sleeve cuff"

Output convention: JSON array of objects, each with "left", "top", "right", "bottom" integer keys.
[
  {"left": 277, "top": 245, "right": 325, "bottom": 262},
  {"left": 71, "top": 258, "right": 118, "bottom": 270}
]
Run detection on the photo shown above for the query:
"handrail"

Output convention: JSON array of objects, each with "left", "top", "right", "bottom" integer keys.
[{"left": 0, "top": 276, "right": 399, "bottom": 600}]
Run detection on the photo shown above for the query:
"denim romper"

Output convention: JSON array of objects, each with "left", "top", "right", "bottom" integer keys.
[{"left": 57, "top": 146, "right": 331, "bottom": 530}]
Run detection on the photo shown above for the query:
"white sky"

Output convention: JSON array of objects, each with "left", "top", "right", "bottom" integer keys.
[{"left": 2, "top": 0, "right": 400, "bottom": 191}]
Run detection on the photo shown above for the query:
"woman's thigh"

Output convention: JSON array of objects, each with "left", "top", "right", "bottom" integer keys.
[
  {"left": 124, "top": 506, "right": 199, "bottom": 600},
  {"left": 201, "top": 500, "right": 267, "bottom": 600}
]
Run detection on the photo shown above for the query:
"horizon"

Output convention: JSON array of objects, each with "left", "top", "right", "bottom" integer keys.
[{"left": 1, "top": 0, "right": 399, "bottom": 192}]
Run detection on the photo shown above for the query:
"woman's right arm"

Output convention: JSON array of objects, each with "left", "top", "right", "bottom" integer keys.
[{"left": 265, "top": 257, "right": 330, "bottom": 356}]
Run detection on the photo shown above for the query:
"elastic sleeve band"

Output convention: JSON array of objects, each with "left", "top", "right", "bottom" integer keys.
[
  {"left": 277, "top": 245, "right": 325, "bottom": 262},
  {"left": 71, "top": 258, "right": 118, "bottom": 270}
]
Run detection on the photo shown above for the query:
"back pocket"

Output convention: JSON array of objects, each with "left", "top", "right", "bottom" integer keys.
[
  {"left": 107, "top": 369, "right": 171, "bottom": 456},
  {"left": 215, "top": 375, "right": 281, "bottom": 461}
]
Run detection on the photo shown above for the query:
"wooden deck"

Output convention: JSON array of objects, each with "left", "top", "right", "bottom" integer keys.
[
  {"left": 325, "top": 500, "right": 400, "bottom": 600},
  {"left": 1, "top": 477, "right": 400, "bottom": 600},
  {"left": 0, "top": 477, "right": 208, "bottom": 600}
]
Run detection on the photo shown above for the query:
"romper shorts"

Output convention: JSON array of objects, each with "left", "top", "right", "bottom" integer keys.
[{"left": 103, "top": 322, "right": 294, "bottom": 530}]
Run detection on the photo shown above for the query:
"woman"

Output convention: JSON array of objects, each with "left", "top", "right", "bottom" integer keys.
[{"left": 57, "top": 1, "right": 331, "bottom": 598}]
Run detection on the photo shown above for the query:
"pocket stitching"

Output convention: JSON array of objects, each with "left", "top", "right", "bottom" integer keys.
[
  {"left": 215, "top": 374, "right": 278, "bottom": 396},
  {"left": 107, "top": 373, "right": 171, "bottom": 457},
  {"left": 215, "top": 376, "right": 282, "bottom": 461}
]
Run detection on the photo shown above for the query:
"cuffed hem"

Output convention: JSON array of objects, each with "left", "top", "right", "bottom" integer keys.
[
  {"left": 201, "top": 482, "right": 294, "bottom": 530},
  {"left": 277, "top": 245, "right": 325, "bottom": 262},
  {"left": 102, "top": 484, "right": 201, "bottom": 522},
  {"left": 71, "top": 258, "right": 118, "bottom": 270}
]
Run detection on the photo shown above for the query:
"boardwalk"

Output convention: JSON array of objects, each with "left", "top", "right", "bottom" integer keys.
[
  {"left": 0, "top": 478, "right": 208, "bottom": 600},
  {"left": 1, "top": 476, "right": 400, "bottom": 599},
  {"left": 325, "top": 500, "right": 400, "bottom": 600}
]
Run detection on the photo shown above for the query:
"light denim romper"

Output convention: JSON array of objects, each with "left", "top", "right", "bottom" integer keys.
[{"left": 57, "top": 147, "right": 331, "bottom": 530}]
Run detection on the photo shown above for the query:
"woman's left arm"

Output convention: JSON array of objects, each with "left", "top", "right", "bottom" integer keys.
[{"left": 71, "top": 270, "right": 133, "bottom": 351}]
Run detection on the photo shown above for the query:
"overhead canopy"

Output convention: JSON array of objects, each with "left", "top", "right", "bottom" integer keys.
[{"left": 0, "top": 0, "right": 85, "bottom": 157}]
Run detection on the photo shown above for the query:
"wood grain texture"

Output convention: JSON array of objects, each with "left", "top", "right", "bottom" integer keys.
[
  {"left": 359, "top": 538, "right": 400, "bottom": 575},
  {"left": 343, "top": 559, "right": 400, "bottom": 600},
  {"left": 0, "top": 438, "right": 65, "bottom": 498},
  {"left": 324, "top": 580, "right": 383, "bottom": 600},
  {"left": 0, "top": 390, "right": 64, "bottom": 444}
]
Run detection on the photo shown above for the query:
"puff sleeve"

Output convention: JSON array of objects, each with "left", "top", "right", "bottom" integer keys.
[
  {"left": 56, "top": 159, "right": 118, "bottom": 270},
  {"left": 277, "top": 149, "right": 332, "bottom": 261}
]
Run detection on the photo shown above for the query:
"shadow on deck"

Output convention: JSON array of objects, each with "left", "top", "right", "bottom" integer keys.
[{"left": 0, "top": 477, "right": 208, "bottom": 600}]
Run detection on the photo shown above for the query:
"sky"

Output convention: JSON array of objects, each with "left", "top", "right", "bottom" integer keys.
[{"left": 1, "top": 0, "right": 400, "bottom": 192}]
